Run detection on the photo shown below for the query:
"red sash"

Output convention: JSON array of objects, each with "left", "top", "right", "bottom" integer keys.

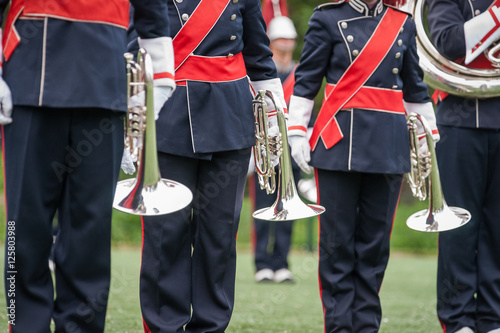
[
  {"left": 282, "top": 65, "right": 298, "bottom": 105},
  {"left": 3, "top": 0, "right": 130, "bottom": 61},
  {"left": 175, "top": 53, "right": 247, "bottom": 83},
  {"left": 3, "top": 0, "right": 23, "bottom": 62},
  {"left": 173, "top": 0, "right": 230, "bottom": 70},
  {"left": 324, "top": 83, "right": 405, "bottom": 112},
  {"left": 309, "top": 8, "right": 408, "bottom": 150},
  {"left": 172, "top": 0, "right": 247, "bottom": 83}
]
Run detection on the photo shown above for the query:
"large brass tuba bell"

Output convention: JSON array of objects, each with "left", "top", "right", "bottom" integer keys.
[
  {"left": 113, "top": 49, "right": 193, "bottom": 216},
  {"left": 252, "top": 90, "right": 326, "bottom": 221},
  {"left": 412, "top": 0, "right": 500, "bottom": 97},
  {"left": 405, "top": 113, "right": 471, "bottom": 232}
]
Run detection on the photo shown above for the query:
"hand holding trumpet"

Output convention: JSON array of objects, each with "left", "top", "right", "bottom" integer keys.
[{"left": 417, "top": 137, "right": 432, "bottom": 179}]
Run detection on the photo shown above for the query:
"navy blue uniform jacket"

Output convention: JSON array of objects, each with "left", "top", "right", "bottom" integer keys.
[
  {"left": 0, "top": 0, "right": 170, "bottom": 113},
  {"left": 291, "top": 0, "right": 433, "bottom": 174},
  {"left": 427, "top": 0, "right": 500, "bottom": 129},
  {"left": 153, "top": 0, "right": 278, "bottom": 158}
]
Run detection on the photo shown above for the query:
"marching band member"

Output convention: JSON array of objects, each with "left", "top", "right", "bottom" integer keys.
[
  {"left": 0, "top": 1, "right": 174, "bottom": 332},
  {"left": 129, "top": 0, "right": 286, "bottom": 331},
  {"left": 287, "top": 0, "right": 439, "bottom": 331},
  {"left": 427, "top": 0, "right": 500, "bottom": 331}
]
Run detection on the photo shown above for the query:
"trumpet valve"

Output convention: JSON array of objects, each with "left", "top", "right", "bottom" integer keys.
[
  {"left": 128, "top": 105, "right": 147, "bottom": 136},
  {"left": 267, "top": 132, "right": 283, "bottom": 157},
  {"left": 418, "top": 153, "right": 432, "bottom": 178}
]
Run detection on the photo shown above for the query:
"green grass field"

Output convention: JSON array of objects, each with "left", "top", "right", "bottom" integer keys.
[
  {"left": 109, "top": 180, "right": 439, "bottom": 255},
  {"left": 0, "top": 163, "right": 445, "bottom": 332},
  {"left": 0, "top": 248, "right": 442, "bottom": 332}
]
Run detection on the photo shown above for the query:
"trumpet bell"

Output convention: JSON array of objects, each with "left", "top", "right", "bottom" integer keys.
[
  {"left": 114, "top": 178, "right": 193, "bottom": 216},
  {"left": 253, "top": 194, "right": 326, "bottom": 221},
  {"left": 406, "top": 203, "right": 471, "bottom": 232}
]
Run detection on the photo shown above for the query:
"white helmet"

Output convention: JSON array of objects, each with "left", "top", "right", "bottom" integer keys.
[{"left": 267, "top": 16, "right": 297, "bottom": 41}]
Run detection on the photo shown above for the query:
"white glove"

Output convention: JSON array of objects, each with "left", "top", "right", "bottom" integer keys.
[
  {"left": 262, "top": 92, "right": 285, "bottom": 167},
  {"left": 263, "top": 93, "right": 280, "bottom": 113},
  {"left": 129, "top": 86, "right": 172, "bottom": 120},
  {"left": 120, "top": 148, "right": 136, "bottom": 175},
  {"left": 0, "top": 69, "right": 13, "bottom": 125},
  {"left": 289, "top": 135, "right": 311, "bottom": 174},
  {"left": 153, "top": 86, "right": 172, "bottom": 120},
  {"left": 247, "top": 153, "right": 255, "bottom": 177},
  {"left": 417, "top": 138, "right": 432, "bottom": 179},
  {"left": 266, "top": 113, "right": 280, "bottom": 167}
]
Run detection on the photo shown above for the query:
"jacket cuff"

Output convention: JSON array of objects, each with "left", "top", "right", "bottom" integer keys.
[
  {"left": 249, "top": 78, "right": 287, "bottom": 114},
  {"left": 405, "top": 101, "right": 439, "bottom": 139},
  {"left": 138, "top": 37, "right": 176, "bottom": 91},
  {"left": 464, "top": 6, "right": 500, "bottom": 64},
  {"left": 288, "top": 95, "right": 314, "bottom": 137}
]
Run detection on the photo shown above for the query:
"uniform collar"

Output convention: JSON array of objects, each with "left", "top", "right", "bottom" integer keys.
[{"left": 349, "top": 0, "right": 384, "bottom": 16}]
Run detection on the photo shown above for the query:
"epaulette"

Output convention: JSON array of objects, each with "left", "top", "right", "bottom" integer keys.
[
  {"left": 315, "top": 0, "right": 346, "bottom": 11},
  {"left": 385, "top": 4, "right": 413, "bottom": 17}
]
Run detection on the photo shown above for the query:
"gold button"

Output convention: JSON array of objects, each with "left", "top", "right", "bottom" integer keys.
[
  {"left": 395, "top": 52, "right": 401, "bottom": 58},
  {"left": 228, "top": 53, "right": 234, "bottom": 57},
  {"left": 399, "top": 27, "right": 404, "bottom": 34},
  {"left": 397, "top": 39, "right": 403, "bottom": 46},
  {"left": 352, "top": 49, "right": 359, "bottom": 56},
  {"left": 341, "top": 22, "right": 348, "bottom": 29},
  {"left": 475, "top": 9, "right": 481, "bottom": 15},
  {"left": 392, "top": 68, "right": 399, "bottom": 74},
  {"left": 231, "top": 14, "right": 237, "bottom": 20},
  {"left": 230, "top": 35, "right": 237, "bottom": 41},
  {"left": 347, "top": 35, "right": 354, "bottom": 42},
  {"left": 175, "top": 0, "right": 183, "bottom": 2},
  {"left": 233, "top": 0, "right": 238, "bottom": 3},
  {"left": 181, "top": 13, "right": 189, "bottom": 21},
  {"left": 392, "top": 85, "right": 398, "bottom": 89}
]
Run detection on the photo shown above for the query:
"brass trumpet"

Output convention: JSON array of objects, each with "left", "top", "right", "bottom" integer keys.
[
  {"left": 252, "top": 90, "right": 325, "bottom": 221},
  {"left": 113, "top": 49, "right": 193, "bottom": 216},
  {"left": 405, "top": 113, "right": 471, "bottom": 232}
]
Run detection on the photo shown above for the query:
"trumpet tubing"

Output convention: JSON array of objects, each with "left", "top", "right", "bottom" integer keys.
[
  {"left": 405, "top": 113, "right": 471, "bottom": 232},
  {"left": 113, "top": 49, "right": 193, "bottom": 216},
  {"left": 253, "top": 92, "right": 278, "bottom": 194},
  {"left": 251, "top": 90, "right": 325, "bottom": 221}
]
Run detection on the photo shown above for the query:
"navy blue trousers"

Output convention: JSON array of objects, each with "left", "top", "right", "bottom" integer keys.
[
  {"left": 250, "top": 165, "right": 300, "bottom": 272},
  {"left": 436, "top": 125, "right": 500, "bottom": 333},
  {"left": 2, "top": 106, "right": 123, "bottom": 333},
  {"left": 140, "top": 149, "right": 250, "bottom": 333},
  {"left": 316, "top": 169, "right": 402, "bottom": 333}
]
